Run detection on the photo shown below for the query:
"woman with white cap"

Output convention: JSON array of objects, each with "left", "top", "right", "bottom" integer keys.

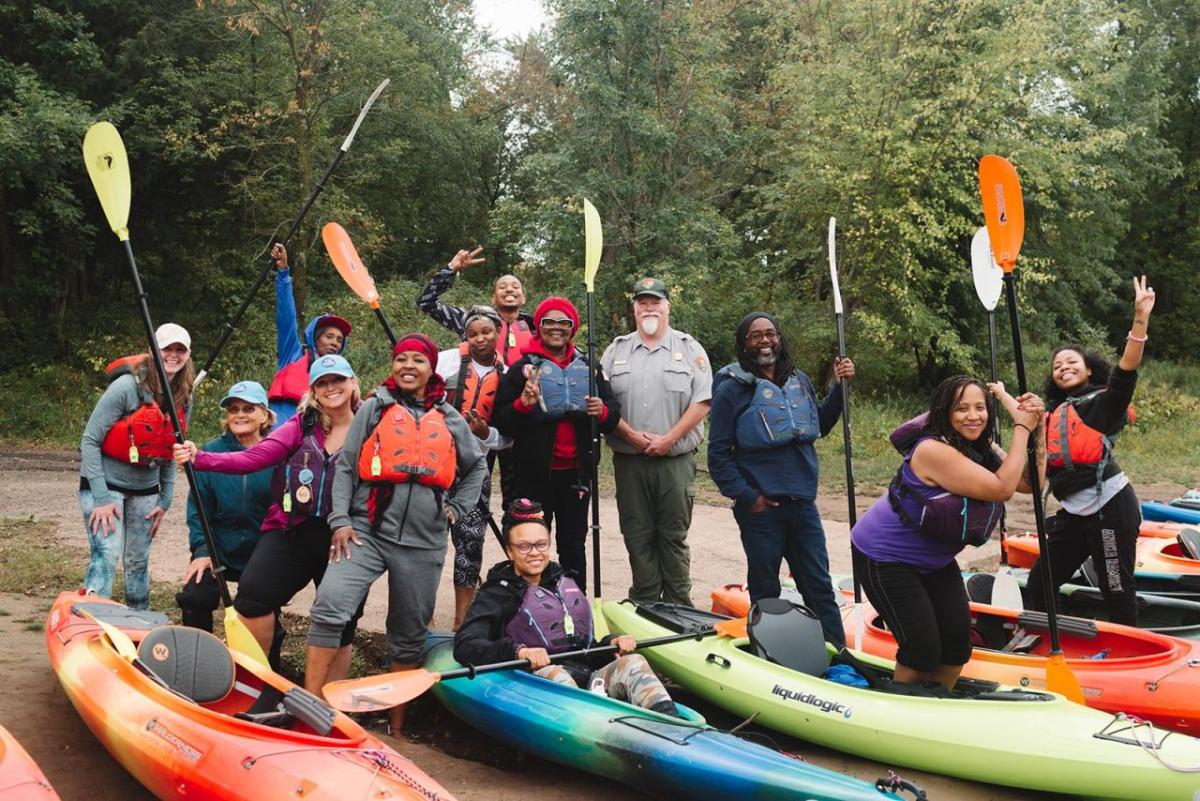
[
  {"left": 80, "top": 322, "right": 194, "bottom": 610},
  {"left": 174, "top": 354, "right": 364, "bottom": 675},
  {"left": 175, "top": 380, "right": 276, "bottom": 642}
]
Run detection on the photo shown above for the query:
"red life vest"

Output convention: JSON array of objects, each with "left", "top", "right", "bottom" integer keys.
[
  {"left": 99, "top": 356, "right": 186, "bottom": 466},
  {"left": 498, "top": 318, "right": 533, "bottom": 367},
  {"left": 268, "top": 355, "right": 311, "bottom": 403},
  {"left": 1046, "top": 390, "right": 1135, "bottom": 491},
  {"left": 358, "top": 402, "right": 457, "bottom": 490},
  {"left": 446, "top": 343, "right": 501, "bottom": 422}
]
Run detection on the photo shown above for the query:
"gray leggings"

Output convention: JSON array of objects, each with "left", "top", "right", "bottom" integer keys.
[{"left": 307, "top": 535, "right": 445, "bottom": 665}]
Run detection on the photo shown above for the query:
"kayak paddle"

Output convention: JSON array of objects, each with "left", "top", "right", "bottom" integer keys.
[
  {"left": 194, "top": 78, "right": 390, "bottom": 392},
  {"left": 321, "top": 222, "right": 397, "bottom": 345},
  {"left": 970, "top": 226, "right": 1023, "bottom": 612},
  {"left": 828, "top": 217, "right": 864, "bottom": 650},
  {"left": 583, "top": 198, "right": 604, "bottom": 601},
  {"left": 82, "top": 122, "right": 269, "bottom": 668},
  {"left": 978, "top": 154, "right": 1083, "bottom": 703},
  {"left": 322, "top": 619, "right": 746, "bottom": 712},
  {"left": 77, "top": 607, "right": 139, "bottom": 662}
]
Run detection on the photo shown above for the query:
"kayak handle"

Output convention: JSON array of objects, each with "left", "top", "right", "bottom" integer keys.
[{"left": 705, "top": 653, "right": 731, "bottom": 669}]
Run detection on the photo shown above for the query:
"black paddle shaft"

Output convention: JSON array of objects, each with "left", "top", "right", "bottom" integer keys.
[
  {"left": 1002, "top": 270, "right": 1063, "bottom": 653},
  {"left": 374, "top": 306, "right": 398, "bottom": 346},
  {"left": 586, "top": 290, "right": 602, "bottom": 598},
  {"left": 121, "top": 240, "right": 233, "bottom": 607}
]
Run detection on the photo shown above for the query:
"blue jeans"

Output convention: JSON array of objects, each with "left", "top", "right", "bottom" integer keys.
[
  {"left": 733, "top": 497, "right": 845, "bottom": 649},
  {"left": 80, "top": 488, "right": 158, "bottom": 609}
]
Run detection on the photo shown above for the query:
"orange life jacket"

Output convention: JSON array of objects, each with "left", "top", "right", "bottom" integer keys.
[
  {"left": 1045, "top": 390, "right": 1135, "bottom": 491},
  {"left": 99, "top": 355, "right": 186, "bottom": 466},
  {"left": 268, "top": 355, "right": 311, "bottom": 403},
  {"left": 358, "top": 402, "right": 456, "bottom": 489},
  {"left": 499, "top": 318, "right": 533, "bottom": 367},
  {"left": 446, "top": 343, "right": 501, "bottom": 422}
]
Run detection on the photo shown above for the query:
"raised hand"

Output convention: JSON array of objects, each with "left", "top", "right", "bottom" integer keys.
[
  {"left": 1133, "top": 275, "right": 1155, "bottom": 320},
  {"left": 448, "top": 247, "right": 486, "bottom": 273},
  {"left": 521, "top": 367, "right": 542, "bottom": 407},
  {"left": 271, "top": 243, "right": 288, "bottom": 271}
]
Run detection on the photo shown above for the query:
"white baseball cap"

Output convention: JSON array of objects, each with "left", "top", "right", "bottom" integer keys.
[{"left": 155, "top": 323, "right": 191, "bottom": 351}]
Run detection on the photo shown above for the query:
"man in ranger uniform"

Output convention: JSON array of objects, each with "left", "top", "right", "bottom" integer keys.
[{"left": 602, "top": 278, "right": 711, "bottom": 605}]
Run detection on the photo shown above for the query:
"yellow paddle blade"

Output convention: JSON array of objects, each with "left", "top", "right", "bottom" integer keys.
[
  {"left": 1046, "top": 651, "right": 1086, "bottom": 703},
  {"left": 322, "top": 222, "right": 381, "bottom": 309},
  {"left": 223, "top": 606, "right": 270, "bottom": 666},
  {"left": 77, "top": 608, "right": 138, "bottom": 662},
  {"left": 82, "top": 122, "right": 132, "bottom": 242},
  {"left": 582, "top": 198, "right": 602, "bottom": 292},
  {"left": 323, "top": 669, "right": 438, "bottom": 713},
  {"left": 977, "top": 155, "right": 1025, "bottom": 273}
]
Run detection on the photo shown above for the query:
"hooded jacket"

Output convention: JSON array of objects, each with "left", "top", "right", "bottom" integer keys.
[
  {"left": 186, "top": 431, "right": 273, "bottom": 572},
  {"left": 269, "top": 267, "right": 350, "bottom": 425}
]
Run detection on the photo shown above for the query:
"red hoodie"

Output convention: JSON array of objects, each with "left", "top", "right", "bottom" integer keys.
[{"left": 513, "top": 337, "right": 608, "bottom": 470}]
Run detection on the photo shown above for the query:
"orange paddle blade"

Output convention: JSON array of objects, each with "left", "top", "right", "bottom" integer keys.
[
  {"left": 322, "top": 222, "right": 381, "bottom": 308},
  {"left": 714, "top": 617, "right": 747, "bottom": 639},
  {"left": 1045, "top": 651, "right": 1086, "bottom": 704},
  {"left": 322, "top": 668, "right": 438, "bottom": 712},
  {"left": 978, "top": 155, "right": 1025, "bottom": 272}
]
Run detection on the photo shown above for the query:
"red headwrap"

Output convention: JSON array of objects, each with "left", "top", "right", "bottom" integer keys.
[
  {"left": 383, "top": 332, "right": 446, "bottom": 408},
  {"left": 532, "top": 297, "right": 580, "bottom": 336}
]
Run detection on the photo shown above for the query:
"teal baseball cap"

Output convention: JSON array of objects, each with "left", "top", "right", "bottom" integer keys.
[
  {"left": 309, "top": 354, "right": 355, "bottom": 385},
  {"left": 219, "top": 380, "right": 268, "bottom": 408}
]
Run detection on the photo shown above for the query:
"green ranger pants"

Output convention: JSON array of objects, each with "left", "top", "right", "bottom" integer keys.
[{"left": 612, "top": 451, "right": 696, "bottom": 605}]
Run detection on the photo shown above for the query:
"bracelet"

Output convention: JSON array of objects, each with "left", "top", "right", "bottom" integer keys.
[
  {"left": 1013, "top": 423, "right": 1033, "bottom": 434},
  {"left": 1127, "top": 330, "right": 1148, "bottom": 343}
]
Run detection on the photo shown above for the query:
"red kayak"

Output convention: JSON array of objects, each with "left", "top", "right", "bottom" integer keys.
[
  {"left": 0, "top": 725, "right": 59, "bottom": 800},
  {"left": 46, "top": 591, "right": 456, "bottom": 800},
  {"left": 712, "top": 581, "right": 1200, "bottom": 733}
]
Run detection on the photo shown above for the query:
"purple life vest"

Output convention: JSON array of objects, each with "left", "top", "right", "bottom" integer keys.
[
  {"left": 886, "top": 413, "right": 1003, "bottom": 549},
  {"left": 269, "top": 412, "right": 337, "bottom": 523},
  {"left": 504, "top": 576, "right": 593, "bottom": 654}
]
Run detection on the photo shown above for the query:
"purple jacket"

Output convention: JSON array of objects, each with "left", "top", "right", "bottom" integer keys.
[{"left": 193, "top": 415, "right": 337, "bottom": 533}]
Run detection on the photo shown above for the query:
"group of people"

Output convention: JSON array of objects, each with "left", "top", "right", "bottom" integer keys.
[{"left": 78, "top": 227, "right": 1158, "bottom": 726}]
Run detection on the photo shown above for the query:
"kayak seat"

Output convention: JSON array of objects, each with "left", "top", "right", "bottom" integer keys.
[
  {"left": 137, "top": 626, "right": 235, "bottom": 704},
  {"left": 965, "top": 573, "right": 995, "bottom": 604},
  {"left": 1178, "top": 528, "right": 1200, "bottom": 560},
  {"left": 747, "top": 598, "right": 829, "bottom": 677},
  {"left": 1000, "top": 630, "right": 1042, "bottom": 654}
]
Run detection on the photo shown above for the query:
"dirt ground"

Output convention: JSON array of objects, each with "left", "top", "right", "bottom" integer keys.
[{"left": 2, "top": 447, "right": 1187, "bottom": 800}]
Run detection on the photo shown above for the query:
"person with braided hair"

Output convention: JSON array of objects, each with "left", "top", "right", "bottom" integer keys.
[{"left": 454, "top": 499, "right": 683, "bottom": 716}]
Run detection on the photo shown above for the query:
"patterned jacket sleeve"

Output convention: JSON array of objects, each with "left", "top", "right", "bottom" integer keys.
[{"left": 415, "top": 265, "right": 468, "bottom": 337}]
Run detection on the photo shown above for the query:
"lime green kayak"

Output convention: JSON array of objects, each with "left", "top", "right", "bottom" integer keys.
[{"left": 603, "top": 600, "right": 1200, "bottom": 801}]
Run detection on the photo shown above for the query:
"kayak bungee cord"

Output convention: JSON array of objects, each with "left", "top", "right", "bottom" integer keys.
[
  {"left": 1145, "top": 658, "right": 1200, "bottom": 691},
  {"left": 1104, "top": 714, "right": 1200, "bottom": 773},
  {"left": 242, "top": 746, "right": 448, "bottom": 800}
]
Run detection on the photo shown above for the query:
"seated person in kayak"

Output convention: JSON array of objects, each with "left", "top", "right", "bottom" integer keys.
[
  {"left": 850, "top": 377, "right": 1044, "bottom": 689},
  {"left": 454, "top": 499, "right": 683, "bottom": 717}
]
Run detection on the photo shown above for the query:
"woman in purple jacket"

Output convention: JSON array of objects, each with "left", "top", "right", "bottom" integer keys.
[{"left": 174, "top": 354, "right": 363, "bottom": 675}]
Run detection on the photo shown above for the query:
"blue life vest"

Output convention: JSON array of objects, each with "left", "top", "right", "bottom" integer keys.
[
  {"left": 504, "top": 575, "right": 593, "bottom": 654},
  {"left": 529, "top": 354, "right": 591, "bottom": 420},
  {"left": 722, "top": 365, "right": 819, "bottom": 452}
]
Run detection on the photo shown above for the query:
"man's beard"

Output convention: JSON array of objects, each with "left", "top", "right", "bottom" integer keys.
[
  {"left": 639, "top": 317, "right": 659, "bottom": 336},
  {"left": 753, "top": 349, "right": 777, "bottom": 367}
]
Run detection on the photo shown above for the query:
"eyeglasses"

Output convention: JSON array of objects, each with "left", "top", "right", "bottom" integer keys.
[
  {"left": 746, "top": 330, "right": 779, "bottom": 344},
  {"left": 510, "top": 539, "right": 552, "bottom": 555},
  {"left": 539, "top": 317, "right": 573, "bottom": 330}
]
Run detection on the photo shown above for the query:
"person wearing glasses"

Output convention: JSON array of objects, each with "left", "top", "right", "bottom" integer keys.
[
  {"left": 491, "top": 297, "right": 621, "bottom": 593},
  {"left": 707, "top": 311, "right": 855, "bottom": 649},
  {"left": 454, "top": 499, "right": 683, "bottom": 716}
]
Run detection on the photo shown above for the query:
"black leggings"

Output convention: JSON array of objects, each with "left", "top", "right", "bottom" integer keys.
[
  {"left": 853, "top": 547, "right": 972, "bottom": 673},
  {"left": 1025, "top": 483, "right": 1141, "bottom": 626},
  {"left": 233, "top": 518, "right": 363, "bottom": 647},
  {"left": 535, "top": 469, "right": 591, "bottom": 594}
]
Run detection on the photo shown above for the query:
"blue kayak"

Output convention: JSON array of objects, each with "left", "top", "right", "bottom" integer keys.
[
  {"left": 1143, "top": 501, "right": 1200, "bottom": 525},
  {"left": 424, "top": 635, "right": 912, "bottom": 801}
]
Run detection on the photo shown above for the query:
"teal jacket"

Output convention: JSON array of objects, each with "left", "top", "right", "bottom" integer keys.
[{"left": 186, "top": 432, "right": 274, "bottom": 573}]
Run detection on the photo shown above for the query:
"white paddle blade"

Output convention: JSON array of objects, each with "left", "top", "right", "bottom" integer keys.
[
  {"left": 970, "top": 227, "right": 1003, "bottom": 311},
  {"left": 340, "top": 78, "right": 390, "bottom": 152},
  {"left": 583, "top": 198, "right": 602, "bottom": 291},
  {"left": 828, "top": 217, "right": 843, "bottom": 314},
  {"left": 992, "top": 569, "right": 1025, "bottom": 611},
  {"left": 82, "top": 122, "right": 132, "bottom": 241}
]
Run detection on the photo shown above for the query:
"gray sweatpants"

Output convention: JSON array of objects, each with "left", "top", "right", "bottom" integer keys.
[{"left": 307, "top": 535, "right": 445, "bottom": 665}]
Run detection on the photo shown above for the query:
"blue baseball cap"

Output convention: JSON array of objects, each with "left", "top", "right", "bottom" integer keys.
[
  {"left": 219, "top": 380, "right": 268, "bottom": 408},
  {"left": 309, "top": 354, "right": 355, "bottom": 385}
]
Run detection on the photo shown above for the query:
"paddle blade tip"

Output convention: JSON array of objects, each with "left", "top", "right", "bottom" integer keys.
[
  {"left": 82, "top": 122, "right": 132, "bottom": 240},
  {"left": 582, "top": 198, "right": 602, "bottom": 290},
  {"left": 323, "top": 669, "right": 438, "bottom": 713},
  {"left": 1046, "top": 652, "right": 1086, "bottom": 704}
]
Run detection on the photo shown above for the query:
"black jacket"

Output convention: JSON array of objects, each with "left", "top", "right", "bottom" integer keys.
[
  {"left": 490, "top": 348, "right": 620, "bottom": 498},
  {"left": 453, "top": 560, "right": 613, "bottom": 679},
  {"left": 1047, "top": 366, "right": 1138, "bottom": 500}
]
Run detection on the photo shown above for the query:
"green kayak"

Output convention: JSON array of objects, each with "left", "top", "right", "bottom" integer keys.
[{"left": 602, "top": 599, "right": 1200, "bottom": 801}]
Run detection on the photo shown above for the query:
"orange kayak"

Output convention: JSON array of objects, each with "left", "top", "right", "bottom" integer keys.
[
  {"left": 711, "top": 581, "right": 1200, "bottom": 733},
  {"left": 45, "top": 591, "right": 455, "bottom": 801},
  {"left": 1004, "top": 532, "right": 1200, "bottom": 575},
  {"left": 0, "top": 724, "right": 59, "bottom": 800}
]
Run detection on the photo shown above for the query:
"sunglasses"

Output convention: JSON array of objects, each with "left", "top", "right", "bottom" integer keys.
[{"left": 539, "top": 317, "right": 573, "bottom": 330}]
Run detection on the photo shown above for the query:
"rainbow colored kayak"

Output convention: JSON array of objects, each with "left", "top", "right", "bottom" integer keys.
[
  {"left": 46, "top": 591, "right": 455, "bottom": 801},
  {"left": 0, "top": 724, "right": 59, "bottom": 800},
  {"left": 424, "top": 634, "right": 912, "bottom": 801}
]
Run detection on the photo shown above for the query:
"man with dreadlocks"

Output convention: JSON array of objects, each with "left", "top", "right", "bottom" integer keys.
[{"left": 707, "top": 311, "right": 855, "bottom": 648}]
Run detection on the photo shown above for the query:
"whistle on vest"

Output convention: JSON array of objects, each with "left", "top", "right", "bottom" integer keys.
[
  {"left": 563, "top": 611, "right": 575, "bottom": 636},
  {"left": 128, "top": 445, "right": 139, "bottom": 464},
  {"left": 282, "top": 491, "right": 292, "bottom": 513},
  {"left": 370, "top": 454, "right": 382, "bottom": 477}
]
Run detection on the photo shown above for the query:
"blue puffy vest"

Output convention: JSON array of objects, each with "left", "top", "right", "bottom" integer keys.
[
  {"left": 721, "top": 365, "right": 819, "bottom": 451},
  {"left": 529, "top": 354, "right": 591, "bottom": 419}
]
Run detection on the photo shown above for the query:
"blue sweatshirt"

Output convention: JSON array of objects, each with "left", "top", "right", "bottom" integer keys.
[{"left": 186, "top": 431, "right": 274, "bottom": 572}]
